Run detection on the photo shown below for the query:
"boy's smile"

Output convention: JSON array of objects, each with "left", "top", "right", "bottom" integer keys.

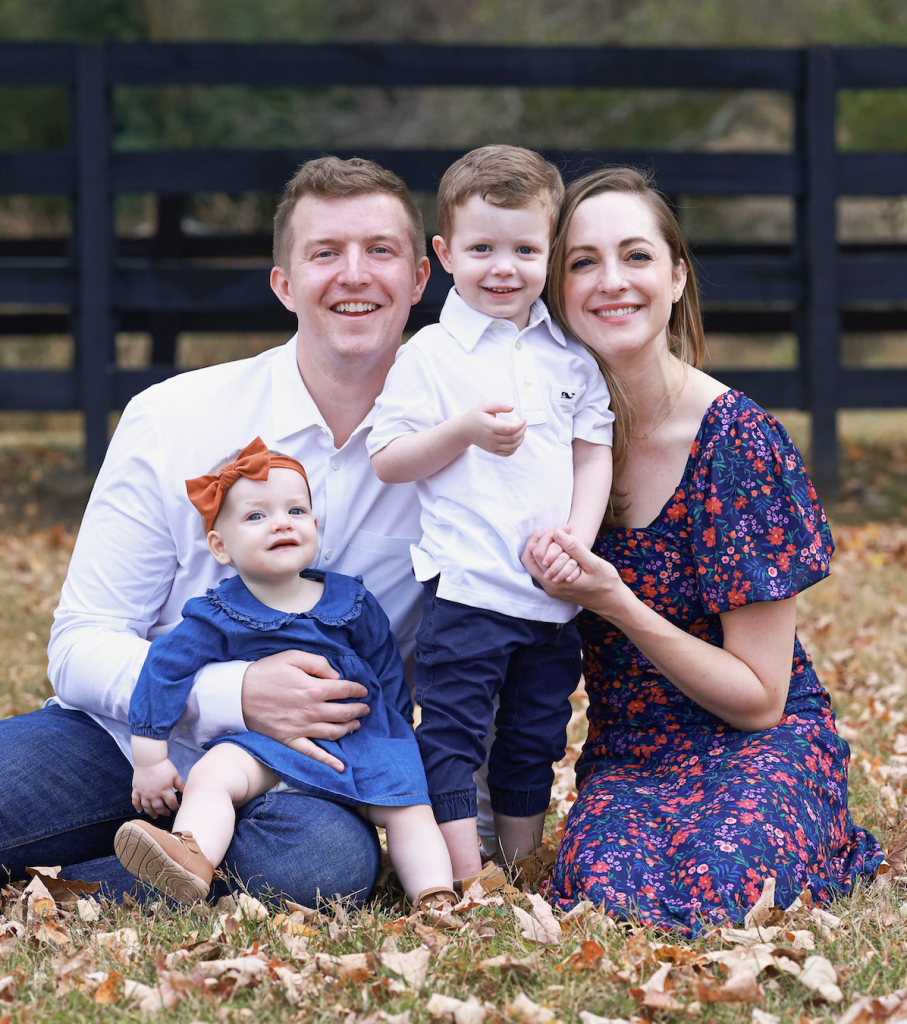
[{"left": 432, "top": 196, "right": 551, "bottom": 331}]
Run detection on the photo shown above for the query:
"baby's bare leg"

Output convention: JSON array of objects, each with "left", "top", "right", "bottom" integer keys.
[
  {"left": 363, "top": 805, "right": 453, "bottom": 902},
  {"left": 172, "top": 744, "right": 278, "bottom": 867}
]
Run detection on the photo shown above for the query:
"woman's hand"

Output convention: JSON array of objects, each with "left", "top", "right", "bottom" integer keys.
[{"left": 521, "top": 528, "right": 631, "bottom": 617}]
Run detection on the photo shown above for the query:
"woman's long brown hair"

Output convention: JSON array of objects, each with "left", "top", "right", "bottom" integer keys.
[{"left": 545, "top": 166, "right": 706, "bottom": 525}]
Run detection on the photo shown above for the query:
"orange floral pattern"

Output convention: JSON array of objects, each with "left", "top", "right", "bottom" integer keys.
[{"left": 548, "top": 391, "right": 882, "bottom": 934}]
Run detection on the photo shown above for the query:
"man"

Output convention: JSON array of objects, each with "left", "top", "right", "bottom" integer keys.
[{"left": 0, "top": 157, "right": 430, "bottom": 903}]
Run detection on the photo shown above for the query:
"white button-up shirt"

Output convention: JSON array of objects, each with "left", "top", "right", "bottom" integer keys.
[
  {"left": 369, "top": 288, "right": 613, "bottom": 624},
  {"left": 47, "top": 337, "right": 423, "bottom": 782}
]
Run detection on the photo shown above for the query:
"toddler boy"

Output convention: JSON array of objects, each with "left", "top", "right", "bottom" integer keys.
[{"left": 368, "top": 145, "right": 613, "bottom": 882}]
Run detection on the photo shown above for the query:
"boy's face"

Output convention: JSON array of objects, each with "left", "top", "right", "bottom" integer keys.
[
  {"left": 207, "top": 468, "right": 319, "bottom": 586},
  {"left": 433, "top": 196, "right": 551, "bottom": 331}
]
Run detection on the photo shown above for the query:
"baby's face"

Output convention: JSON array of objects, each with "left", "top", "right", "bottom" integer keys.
[
  {"left": 433, "top": 196, "right": 551, "bottom": 331},
  {"left": 208, "top": 468, "right": 318, "bottom": 584}
]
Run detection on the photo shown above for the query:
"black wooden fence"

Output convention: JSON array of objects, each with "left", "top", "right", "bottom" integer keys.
[{"left": 1, "top": 44, "right": 906, "bottom": 500}]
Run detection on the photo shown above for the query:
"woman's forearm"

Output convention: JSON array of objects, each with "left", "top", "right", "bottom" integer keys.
[{"left": 597, "top": 585, "right": 795, "bottom": 731}]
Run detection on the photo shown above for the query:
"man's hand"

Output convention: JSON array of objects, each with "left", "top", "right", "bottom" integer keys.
[
  {"left": 132, "top": 759, "right": 184, "bottom": 818},
  {"left": 460, "top": 401, "right": 526, "bottom": 457},
  {"left": 241, "top": 650, "right": 370, "bottom": 746},
  {"left": 285, "top": 736, "right": 346, "bottom": 773}
]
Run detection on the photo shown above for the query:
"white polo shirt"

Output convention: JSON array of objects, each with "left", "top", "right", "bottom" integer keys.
[
  {"left": 369, "top": 288, "right": 613, "bottom": 624},
  {"left": 47, "top": 336, "right": 423, "bottom": 782}
]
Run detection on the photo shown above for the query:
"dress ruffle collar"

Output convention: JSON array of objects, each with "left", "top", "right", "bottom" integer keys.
[{"left": 205, "top": 571, "right": 365, "bottom": 631}]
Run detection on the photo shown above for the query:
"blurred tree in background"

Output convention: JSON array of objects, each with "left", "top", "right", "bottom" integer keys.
[{"left": 0, "top": 0, "right": 904, "bottom": 241}]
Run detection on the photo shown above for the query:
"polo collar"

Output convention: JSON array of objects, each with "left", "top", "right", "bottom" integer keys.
[{"left": 438, "top": 287, "right": 567, "bottom": 351}]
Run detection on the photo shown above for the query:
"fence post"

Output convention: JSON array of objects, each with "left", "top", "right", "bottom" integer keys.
[
  {"left": 73, "top": 44, "right": 114, "bottom": 471},
  {"left": 797, "top": 47, "right": 840, "bottom": 503}
]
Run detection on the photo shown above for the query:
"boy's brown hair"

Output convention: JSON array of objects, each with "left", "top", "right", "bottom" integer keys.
[
  {"left": 436, "top": 145, "right": 565, "bottom": 240},
  {"left": 272, "top": 156, "right": 426, "bottom": 270}
]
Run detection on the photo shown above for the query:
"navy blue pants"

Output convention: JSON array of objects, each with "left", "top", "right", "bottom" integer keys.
[{"left": 414, "top": 577, "right": 581, "bottom": 823}]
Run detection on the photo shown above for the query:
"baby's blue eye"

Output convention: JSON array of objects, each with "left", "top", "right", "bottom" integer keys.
[
  {"left": 473, "top": 244, "right": 490, "bottom": 253},
  {"left": 517, "top": 246, "right": 534, "bottom": 255},
  {"left": 289, "top": 507, "right": 306, "bottom": 516},
  {"left": 248, "top": 512, "right": 264, "bottom": 521}
]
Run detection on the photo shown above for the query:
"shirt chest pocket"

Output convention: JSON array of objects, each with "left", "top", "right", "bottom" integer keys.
[{"left": 550, "top": 383, "right": 586, "bottom": 444}]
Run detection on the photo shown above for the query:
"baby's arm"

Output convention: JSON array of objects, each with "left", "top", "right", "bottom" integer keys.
[
  {"left": 371, "top": 401, "right": 526, "bottom": 484},
  {"left": 539, "top": 440, "right": 613, "bottom": 584},
  {"left": 130, "top": 735, "right": 185, "bottom": 819}
]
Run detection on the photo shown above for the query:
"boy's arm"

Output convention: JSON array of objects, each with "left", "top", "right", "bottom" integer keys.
[
  {"left": 371, "top": 400, "right": 526, "bottom": 484},
  {"left": 567, "top": 439, "right": 613, "bottom": 548},
  {"left": 538, "top": 440, "right": 613, "bottom": 586}
]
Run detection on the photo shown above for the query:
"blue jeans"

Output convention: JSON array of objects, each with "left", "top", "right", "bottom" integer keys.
[
  {"left": 415, "top": 578, "right": 582, "bottom": 823},
  {"left": 0, "top": 705, "right": 381, "bottom": 905}
]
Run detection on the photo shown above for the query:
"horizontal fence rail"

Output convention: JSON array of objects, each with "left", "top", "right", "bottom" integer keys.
[{"left": 0, "top": 43, "right": 906, "bottom": 499}]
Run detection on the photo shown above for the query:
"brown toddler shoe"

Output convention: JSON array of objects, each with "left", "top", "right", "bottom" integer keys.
[
  {"left": 114, "top": 820, "right": 215, "bottom": 904},
  {"left": 414, "top": 885, "right": 458, "bottom": 913}
]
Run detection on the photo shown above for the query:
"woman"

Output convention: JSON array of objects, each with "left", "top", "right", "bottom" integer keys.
[{"left": 522, "top": 167, "right": 883, "bottom": 934}]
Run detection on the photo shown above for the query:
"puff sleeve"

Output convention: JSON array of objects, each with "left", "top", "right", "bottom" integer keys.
[{"left": 687, "top": 394, "right": 833, "bottom": 615}]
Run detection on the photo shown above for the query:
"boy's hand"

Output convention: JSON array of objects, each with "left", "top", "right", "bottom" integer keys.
[
  {"left": 534, "top": 527, "right": 582, "bottom": 584},
  {"left": 131, "top": 760, "right": 184, "bottom": 819},
  {"left": 460, "top": 401, "right": 526, "bottom": 456}
]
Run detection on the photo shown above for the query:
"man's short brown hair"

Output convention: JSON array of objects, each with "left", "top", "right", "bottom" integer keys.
[
  {"left": 436, "top": 145, "right": 565, "bottom": 241},
  {"left": 272, "top": 156, "right": 426, "bottom": 269}
]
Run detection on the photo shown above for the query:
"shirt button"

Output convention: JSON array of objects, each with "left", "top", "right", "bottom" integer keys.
[
  {"left": 515, "top": 340, "right": 522, "bottom": 350},
  {"left": 523, "top": 377, "right": 532, "bottom": 387},
  {"left": 492, "top": 321, "right": 503, "bottom": 327},
  {"left": 325, "top": 549, "right": 333, "bottom": 560},
  {"left": 330, "top": 457, "right": 340, "bottom": 471}
]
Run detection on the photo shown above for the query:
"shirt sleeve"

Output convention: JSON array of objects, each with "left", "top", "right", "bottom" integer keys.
[
  {"left": 367, "top": 337, "right": 443, "bottom": 456},
  {"left": 572, "top": 353, "right": 614, "bottom": 447},
  {"left": 129, "top": 607, "right": 231, "bottom": 740},
  {"left": 46, "top": 395, "right": 249, "bottom": 742},
  {"left": 688, "top": 399, "right": 834, "bottom": 614},
  {"left": 348, "top": 590, "right": 413, "bottom": 723}
]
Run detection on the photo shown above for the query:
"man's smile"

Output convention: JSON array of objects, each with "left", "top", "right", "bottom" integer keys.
[{"left": 330, "top": 302, "right": 381, "bottom": 314}]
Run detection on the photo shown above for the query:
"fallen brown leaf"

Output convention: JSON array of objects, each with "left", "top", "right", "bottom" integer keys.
[
  {"left": 25, "top": 867, "right": 100, "bottom": 903},
  {"left": 479, "top": 952, "right": 542, "bottom": 977},
  {"left": 797, "top": 955, "right": 843, "bottom": 1003},
  {"left": 835, "top": 985, "right": 907, "bottom": 1024},
  {"left": 505, "top": 990, "right": 561, "bottom": 1023},
  {"left": 377, "top": 946, "right": 431, "bottom": 990},
  {"left": 630, "top": 963, "right": 684, "bottom": 1011},
  {"left": 93, "top": 970, "right": 123, "bottom": 1005}
]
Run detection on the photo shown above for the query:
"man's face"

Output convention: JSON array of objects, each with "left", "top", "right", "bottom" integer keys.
[{"left": 270, "top": 193, "right": 429, "bottom": 370}]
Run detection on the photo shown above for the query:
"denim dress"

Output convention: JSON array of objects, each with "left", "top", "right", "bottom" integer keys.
[{"left": 129, "top": 571, "right": 430, "bottom": 808}]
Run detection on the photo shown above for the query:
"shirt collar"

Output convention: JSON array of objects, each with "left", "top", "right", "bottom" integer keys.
[
  {"left": 208, "top": 571, "right": 366, "bottom": 628},
  {"left": 438, "top": 287, "right": 567, "bottom": 351},
  {"left": 270, "top": 335, "right": 376, "bottom": 445}
]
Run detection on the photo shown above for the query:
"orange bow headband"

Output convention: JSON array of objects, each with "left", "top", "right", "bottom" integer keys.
[{"left": 185, "top": 436, "right": 310, "bottom": 534}]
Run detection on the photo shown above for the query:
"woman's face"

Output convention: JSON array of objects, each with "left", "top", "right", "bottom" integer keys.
[{"left": 561, "top": 191, "right": 686, "bottom": 366}]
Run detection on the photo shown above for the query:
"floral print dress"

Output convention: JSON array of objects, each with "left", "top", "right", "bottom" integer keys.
[{"left": 548, "top": 390, "right": 883, "bottom": 934}]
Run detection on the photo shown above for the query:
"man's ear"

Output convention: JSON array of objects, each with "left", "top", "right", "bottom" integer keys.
[
  {"left": 207, "top": 530, "right": 233, "bottom": 566},
  {"left": 411, "top": 254, "right": 431, "bottom": 306},
  {"left": 270, "top": 265, "right": 296, "bottom": 313},
  {"left": 432, "top": 235, "right": 454, "bottom": 276}
]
